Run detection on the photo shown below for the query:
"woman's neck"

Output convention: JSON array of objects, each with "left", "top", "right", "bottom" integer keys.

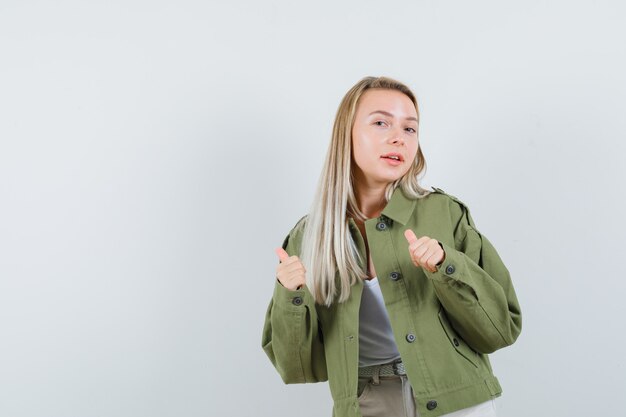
[{"left": 354, "top": 183, "right": 387, "bottom": 220}]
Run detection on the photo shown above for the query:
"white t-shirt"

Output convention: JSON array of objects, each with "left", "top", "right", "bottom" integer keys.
[{"left": 358, "top": 276, "right": 402, "bottom": 367}]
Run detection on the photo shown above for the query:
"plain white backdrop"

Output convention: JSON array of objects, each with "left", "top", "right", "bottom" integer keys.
[{"left": 1, "top": 1, "right": 625, "bottom": 416}]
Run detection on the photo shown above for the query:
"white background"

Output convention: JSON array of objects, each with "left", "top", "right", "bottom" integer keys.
[{"left": 1, "top": 1, "right": 625, "bottom": 416}]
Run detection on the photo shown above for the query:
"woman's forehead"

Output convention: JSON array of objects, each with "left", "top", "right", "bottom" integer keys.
[{"left": 357, "top": 89, "right": 417, "bottom": 119}]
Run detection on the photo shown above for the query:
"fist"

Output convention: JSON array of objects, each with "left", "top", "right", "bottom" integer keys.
[
  {"left": 275, "top": 247, "right": 306, "bottom": 291},
  {"left": 404, "top": 229, "right": 445, "bottom": 273}
]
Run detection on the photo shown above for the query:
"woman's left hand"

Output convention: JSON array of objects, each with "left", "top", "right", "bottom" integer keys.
[{"left": 404, "top": 229, "right": 445, "bottom": 273}]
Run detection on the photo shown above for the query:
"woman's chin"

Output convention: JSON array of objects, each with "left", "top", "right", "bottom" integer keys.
[{"left": 360, "top": 175, "right": 404, "bottom": 188}]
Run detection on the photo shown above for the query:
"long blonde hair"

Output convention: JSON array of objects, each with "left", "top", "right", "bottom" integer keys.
[{"left": 301, "top": 76, "right": 430, "bottom": 307}]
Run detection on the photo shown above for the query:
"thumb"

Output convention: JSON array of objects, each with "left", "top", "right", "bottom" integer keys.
[
  {"left": 275, "top": 247, "right": 290, "bottom": 262},
  {"left": 404, "top": 229, "right": 418, "bottom": 245}
]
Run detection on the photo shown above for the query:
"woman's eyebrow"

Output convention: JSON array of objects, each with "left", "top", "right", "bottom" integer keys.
[{"left": 368, "top": 110, "right": 418, "bottom": 122}]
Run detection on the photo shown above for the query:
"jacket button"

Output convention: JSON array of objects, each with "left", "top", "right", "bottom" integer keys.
[
  {"left": 406, "top": 333, "right": 416, "bottom": 343},
  {"left": 292, "top": 296, "right": 303, "bottom": 306},
  {"left": 445, "top": 265, "right": 455, "bottom": 274},
  {"left": 453, "top": 338, "right": 460, "bottom": 346},
  {"left": 426, "top": 400, "right": 438, "bottom": 410},
  {"left": 389, "top": 271, "right": 402, "bottom": 281},
  {"left": 376, "top": 221, "right": 387, "bottom": 231}
]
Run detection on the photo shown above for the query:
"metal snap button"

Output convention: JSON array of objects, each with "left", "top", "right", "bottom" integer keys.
[{"left": 389, "top": 271, "right": 402, "bottom": 281}]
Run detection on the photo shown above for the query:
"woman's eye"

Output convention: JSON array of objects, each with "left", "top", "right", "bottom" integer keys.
[
  {"left": 406, "top": 127, "right": 416, "bottom": 133},
  {"left": 374, "top": 121, "right": 387, "bottom": 126}
]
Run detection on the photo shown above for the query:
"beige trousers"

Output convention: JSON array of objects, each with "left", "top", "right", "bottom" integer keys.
[{"left": 357, "top": 374, "right": 498, "bottom": 417}]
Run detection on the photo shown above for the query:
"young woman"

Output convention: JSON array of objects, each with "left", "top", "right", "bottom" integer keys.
[{"left": 262, "top": 76, "right": 522, "bottom": 417}]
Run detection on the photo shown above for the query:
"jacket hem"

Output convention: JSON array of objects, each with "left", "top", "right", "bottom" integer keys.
[{"left": 331, "top": 376, "right": 502, "bottom": 417}]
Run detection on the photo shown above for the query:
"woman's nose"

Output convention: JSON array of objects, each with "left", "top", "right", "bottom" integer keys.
[{"left": 388, "top": 127, "right": 405, "bottom": 145}]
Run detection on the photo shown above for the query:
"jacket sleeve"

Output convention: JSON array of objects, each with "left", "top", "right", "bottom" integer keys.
[
  {"left": 424, "top": 195, "right": 522, "bottom": 354},
  {"left": 261, "top": 220, "right": 328, "bottom": 384}
]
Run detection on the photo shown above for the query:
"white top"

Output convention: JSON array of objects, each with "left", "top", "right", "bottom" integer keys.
[{"left": 358, "top": 276, "right": 402, "bottom": 367}]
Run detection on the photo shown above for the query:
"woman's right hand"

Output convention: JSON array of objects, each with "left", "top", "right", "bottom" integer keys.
[{"left": 274, "top": 247, "right": 306, "bottom": 291}]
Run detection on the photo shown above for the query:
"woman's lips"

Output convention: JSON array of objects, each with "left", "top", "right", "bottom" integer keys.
[{"left": 381, "top": 156, "right": 402, "bottom": 166}]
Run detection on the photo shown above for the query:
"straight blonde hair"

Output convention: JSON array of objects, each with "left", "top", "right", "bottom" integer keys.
[{"left": 301, "top": 76, "right": 430, "bottom": 307}]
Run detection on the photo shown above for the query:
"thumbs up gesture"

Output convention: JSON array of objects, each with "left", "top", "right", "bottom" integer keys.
[
  {"left": 404, "top": 230, "right": 445, "bottom": 273},
  {"left": 275, "top": 247, "right": 306, "bottom": 291}
]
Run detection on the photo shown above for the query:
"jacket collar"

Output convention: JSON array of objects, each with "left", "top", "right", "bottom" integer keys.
[{"left": 380, "top": 186, "right": 417, "bottom": 226}]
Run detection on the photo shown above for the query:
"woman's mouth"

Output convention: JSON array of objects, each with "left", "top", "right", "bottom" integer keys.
[{"left": 381, "top": 153, "right": 403, "bottom": 166}]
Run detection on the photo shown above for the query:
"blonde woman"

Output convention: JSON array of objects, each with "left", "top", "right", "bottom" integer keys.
[{"left": 262, "top": 76, "right": 522, "bottom": 417}]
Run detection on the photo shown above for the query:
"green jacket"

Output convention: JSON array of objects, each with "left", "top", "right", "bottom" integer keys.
[{"left": 261, "top": 186, "right": 522, "bottom": 417}]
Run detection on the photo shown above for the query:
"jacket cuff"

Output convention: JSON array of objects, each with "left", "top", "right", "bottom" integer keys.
[
  {"left": 424, "top": 241, "right": 479, "bottom": 301},
  {"left": 273, "top": 279, "right": 308, "bottom": 311}
]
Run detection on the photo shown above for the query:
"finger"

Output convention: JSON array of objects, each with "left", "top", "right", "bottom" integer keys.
[
  {"left": 275, "top": 247, "right": 290, "bottom": 262},
  {"left": 408, "top": 236, "right": 430, "bottom": 254},
  {"left": 410, "top": 238, "right": 431, "bottom": 260},
  {"left": 283, "top": 274, "right": 306, "bottom": 291},
  {"left": 282, "top": 262, "right": 306, "bottom": 276},
  {"left": 278, "top": 256, "right": 302, "bottom": 270},
  {"left": 421, "top": 247, "right": 440, "bottom": 272},
  {"left": 288, "top": 276, "right": 306, "bottom": 288},
  {"left": 428, "top": 240, "right": 445, "bottom": 268},
  {"left": 404, "top": 229, "right": 418, "bottom": 245},
  {"left": 421, "top": 241, "right": 444, "bottom": 271}
]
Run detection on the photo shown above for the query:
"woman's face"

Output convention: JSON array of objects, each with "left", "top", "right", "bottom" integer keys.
[{"left": 351, "top": 88, "right": 419, "bottom": 189}]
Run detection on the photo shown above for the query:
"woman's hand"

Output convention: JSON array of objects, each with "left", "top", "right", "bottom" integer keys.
[
  {"left": 404, "top": 229, "right": 445, "bottom": 273},
  {"left": 275, "top": 247, "right": 306, "bottom": 291}
]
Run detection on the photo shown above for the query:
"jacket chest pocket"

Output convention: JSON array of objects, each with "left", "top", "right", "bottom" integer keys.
[{"left": 437, "top": 307, "right": 479, "bottom": 368}]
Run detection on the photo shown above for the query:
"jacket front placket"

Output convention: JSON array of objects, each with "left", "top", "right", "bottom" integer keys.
[{"left": 364, "top": 203, "right": 435, "bottom": 396}]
